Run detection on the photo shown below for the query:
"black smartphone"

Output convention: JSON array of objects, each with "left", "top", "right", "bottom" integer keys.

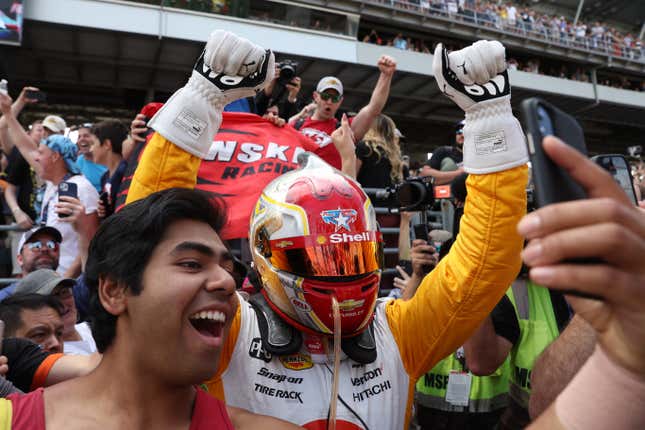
[
  {"left": 592, "top": 154, "right": 638, "bottom": 205},
  {"left": 521, "top": 97, "right": 602, "bottom": 301},
  {"left": 521, "top": 97, "right": 588, "bottom": 208},
  {"left": 58, "top": 181, "right": 79, "bottom": 218},
  {"left": 25, "top": 90, "right": 46, "bottom": 103},
  {"left": 413, "top": 223, "right": 428, "bottom": 242}
]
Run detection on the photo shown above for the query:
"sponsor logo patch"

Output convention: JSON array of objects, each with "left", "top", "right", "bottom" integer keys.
[
  {"left": 321, "top": 208, "right": 357, "bottom": 232},
  {"left": 280, "top": 353, "right": 314, "bottom": 371},
  {"left": 338, "top": 298, "right": 365, "bottom": 311},
  {"left": 290, "top": 297, "right": 312, "bottom": 312}
]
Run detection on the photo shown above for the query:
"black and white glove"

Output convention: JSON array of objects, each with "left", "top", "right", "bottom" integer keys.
[
  {"left": 433, "top": 40, "right": 527, "bottom": 174},
  {"left": 149, "top": 30, "right": 274, "bottom": 158}
]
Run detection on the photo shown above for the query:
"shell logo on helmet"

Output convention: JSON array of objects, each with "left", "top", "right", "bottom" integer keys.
[{"left": 329, "top": 231, "right": 373, "bottom": 244}]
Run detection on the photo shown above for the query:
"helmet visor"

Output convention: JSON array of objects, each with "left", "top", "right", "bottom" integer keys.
[{"left": 268, "top": 232, "right": 383, "bottom": 277}]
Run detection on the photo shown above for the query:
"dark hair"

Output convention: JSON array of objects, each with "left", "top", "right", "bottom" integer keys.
[
  {"left": 0, "top": 294, "right": 63, "bottom": 336},
  {"left": 92, "top": 120, "right": 128, "bottom": 156},
  {"left": 85, "top": 188, "right": 227, "bottom": 353}
]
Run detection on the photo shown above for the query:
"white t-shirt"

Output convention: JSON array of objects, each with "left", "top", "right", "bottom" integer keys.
[
  {"left": 506, "top": 6, "right": 517, "bottom": 23},
  {"left": 64, "top": 322, "right": 98, "bottom": 355},
  {"left": 41, "top": 175, "right": 98, "bottom": 275}
]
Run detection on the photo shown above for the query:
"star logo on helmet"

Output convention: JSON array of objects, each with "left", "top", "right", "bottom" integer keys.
[
  {"left": 321, "top": 208, "right": 357, "bottom": 232},
  {"left": 275, "top": 240, "right": 293, "bottom": 249}
]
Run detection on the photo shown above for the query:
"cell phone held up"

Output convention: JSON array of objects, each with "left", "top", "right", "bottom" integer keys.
[
  {"left": 520, "top": 97, "right": 588, "bottom": 209},
  {"left": 521, "top": 97, "right": 603, "bottom": 301},
  {"left": 57, "top": 181, "right": 78, "bottom": 218},
  {"left": 25, "top": 89, "right": 46, "bottom": 103}
]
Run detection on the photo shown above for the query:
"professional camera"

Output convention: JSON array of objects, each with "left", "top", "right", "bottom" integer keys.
[
  {"left": 368, "top": 176, "right": 435, "bottom": 212},
  {"left": 277, "top": 60, "right": 298, "bottom": 85}
]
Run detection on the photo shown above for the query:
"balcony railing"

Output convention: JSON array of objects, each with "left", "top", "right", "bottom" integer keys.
[
  {"left": 359, "top": 0, "right": 644, "bottom": 63},
  {"left": 129, "top": 0, "right": 359, "bottom": 38}
]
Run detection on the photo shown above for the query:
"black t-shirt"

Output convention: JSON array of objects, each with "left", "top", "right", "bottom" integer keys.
[
  {"left": 356, "top": 141, "right": 395, "bottom": 189},
  {"left": 6, "top": 147, "right": 37, "bottom": 220},
  {"left": 428, "top": 146, "right": 463, "bottom": 171},
  {"left": 3, "top": 337, "right": 51, "bottom": 392}
]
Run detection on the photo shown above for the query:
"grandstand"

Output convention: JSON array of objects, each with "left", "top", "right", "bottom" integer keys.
[{"left": 0, "top": 0, "right": 643, "bottom": 159}]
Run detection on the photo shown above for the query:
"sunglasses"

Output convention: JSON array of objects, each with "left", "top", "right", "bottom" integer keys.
[
  {"left": 319, "top": 92, "right": 342, "bottom": 103},
  {"left": 26, "top": 240, "right": 59, "bottom": 252}
]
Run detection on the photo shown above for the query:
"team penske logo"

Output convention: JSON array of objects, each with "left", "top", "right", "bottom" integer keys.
[
  {"left": 280, "top": 353, "right": 314, "bottom": 371},
  {"left": 321, "top": 208, "right": 357, "bottom": 232}
]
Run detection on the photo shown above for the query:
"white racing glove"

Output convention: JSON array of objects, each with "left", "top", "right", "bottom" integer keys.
[
  {"left": 149, "top": 30, "right": 275, "bottom": 158},
  {"left": 433, "top": 40, "right": 528, "bottom": 174}
]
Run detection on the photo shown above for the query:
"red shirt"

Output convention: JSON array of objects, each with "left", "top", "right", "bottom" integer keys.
[
  {"left": 290, "top": 117, "right": 345, "bottom": 170},
  {"left": 7, "top": 388, "right": 234, "bottom": 429}
]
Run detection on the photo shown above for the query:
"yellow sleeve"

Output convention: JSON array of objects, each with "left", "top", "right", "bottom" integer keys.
[
  {"left": 386, "top": 165, "right": 527, "bottom": 379},
  {"left": 125, "top": 132, "right": 202, "bottom": 204}
]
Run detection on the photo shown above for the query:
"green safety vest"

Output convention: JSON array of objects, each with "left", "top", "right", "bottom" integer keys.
[
  {"left": 415, "top": 352, "right": 511, "bottom": 413},
  {"left": 506, "top": 279, "right": 560, "bottom": 408}
]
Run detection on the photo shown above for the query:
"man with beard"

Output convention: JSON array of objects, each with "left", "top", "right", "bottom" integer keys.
[
  {"left": 421, "top": 120, "right": 465, "bottom": 185},
  {"left": 0, "top": 226, "right": 62, "bottom": 301}
]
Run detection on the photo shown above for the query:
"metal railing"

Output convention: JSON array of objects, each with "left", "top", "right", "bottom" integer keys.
[
  {"left": 359, "top": 0, "right": 644, "bottom": 63},
  {"left": 128, "top": 0, "right": 360, "bottom": 38}
]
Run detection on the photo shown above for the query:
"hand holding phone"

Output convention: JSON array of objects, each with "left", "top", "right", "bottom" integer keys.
[
  {"left": 58, "top": 182, "right": 79, "bottom": 218},
  {"left": 521, "top": 97, "right": 588, "bottom": 208},
  {"left": 521, "top": 98, "right": 604, "bottom": 300},
  {"left": 25, "top": 90, "right": 46, "bottom": 103}
]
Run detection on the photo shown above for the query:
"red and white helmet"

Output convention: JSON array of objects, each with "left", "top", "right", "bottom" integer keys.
[{"left": 250, "top": 154, "right": 383, "bottom": 337}]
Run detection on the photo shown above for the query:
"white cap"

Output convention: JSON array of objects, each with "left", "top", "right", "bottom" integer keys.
[
  {"left": 42, "top": 115, "right": 67, "bottom": 134},
  {"left": 316, "top": 76, "right": 343, "bottom": 96}
]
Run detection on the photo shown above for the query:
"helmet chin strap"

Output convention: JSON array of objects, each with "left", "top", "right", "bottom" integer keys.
[{"left": 326, "top": 296, "right": 342, "bottom": 430}]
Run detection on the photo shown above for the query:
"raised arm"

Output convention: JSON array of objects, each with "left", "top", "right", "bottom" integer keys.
[
  {"left": 0, "top": 91, "right": 39, "bottom": 169},
  {"left": 125, "top": 31, "right": 274, "bottom": 204},
  {"left": 350, "top": 55, "right": 396, "bottom": 142},
  {"left": 385, "top": 40, "right": 529, "bottom": 378}
]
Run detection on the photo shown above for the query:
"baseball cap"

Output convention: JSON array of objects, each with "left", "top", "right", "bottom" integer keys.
[
  {"left": 13, "top": 269, "right": 75, "bottom": 297},
  {"left": 43, "top": 134, "right": 81, "bottom": 174},
  {"left": 42, "top": 115, "right": 67, "bottom": 134},
  {"left": 316, "top": 76, "right": 343, "bottom": 96},
  {"left": 455, "top": 120, "right": 465, "bottom": 134},
  {"left": 17, "top": 225, "right": 63, "bottom": 255}
]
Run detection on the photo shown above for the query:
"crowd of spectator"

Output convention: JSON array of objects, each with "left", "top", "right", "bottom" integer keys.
[
  {"left": 377, "top": 0, "right": 643, "bottom": 61},
  {"left": 362, "top": 27, "right": 644, "bottom": 91}
]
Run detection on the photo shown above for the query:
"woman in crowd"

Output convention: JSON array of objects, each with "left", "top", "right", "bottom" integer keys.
[{"left": 355, "top": 113, "right": 404, "bottom": 189}]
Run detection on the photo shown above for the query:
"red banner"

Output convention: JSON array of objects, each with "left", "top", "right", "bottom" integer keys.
[{"left": 119, "top": 112, "right": 320, "bottom": 240}]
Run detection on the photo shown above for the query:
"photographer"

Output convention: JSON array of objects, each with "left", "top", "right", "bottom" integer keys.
[{"left": 254, "top": 61, "right": 301, "bottom": 120}]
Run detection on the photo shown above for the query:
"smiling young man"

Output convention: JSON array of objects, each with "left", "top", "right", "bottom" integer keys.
[{"left": 4, "top": 188, "right": 300, "bottom": 429}]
